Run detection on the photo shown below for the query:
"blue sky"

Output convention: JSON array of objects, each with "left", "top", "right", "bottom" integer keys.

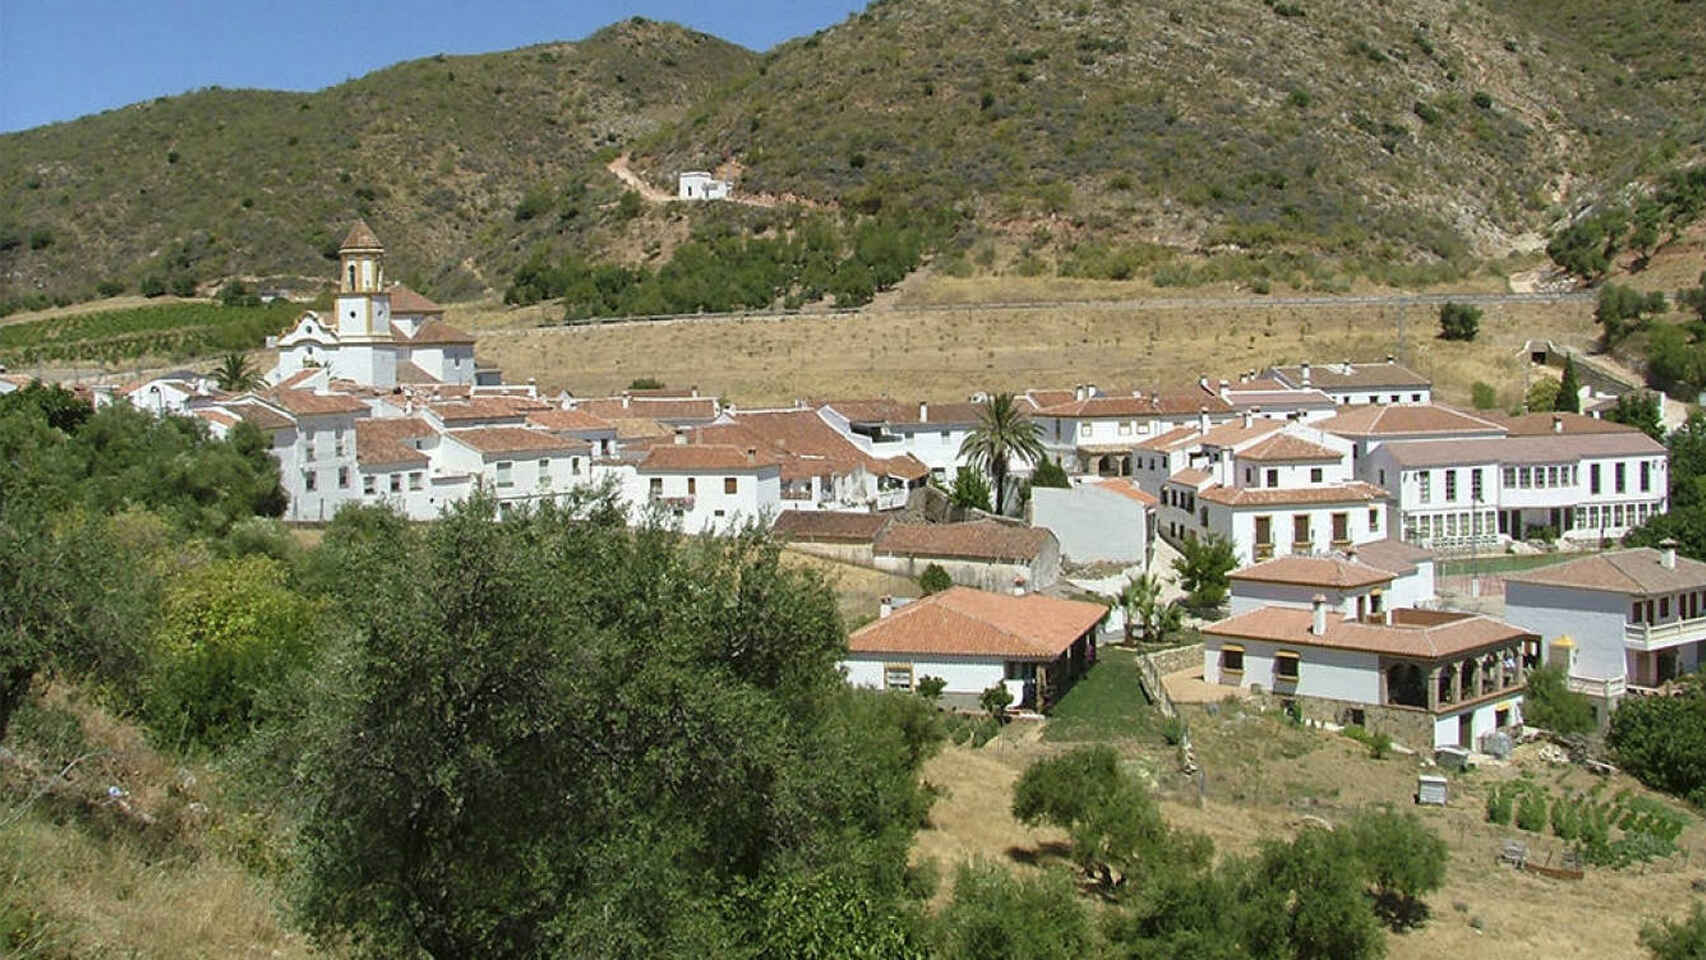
[{"left": 0, "top": 0, "right": 868, "bottom": 133}]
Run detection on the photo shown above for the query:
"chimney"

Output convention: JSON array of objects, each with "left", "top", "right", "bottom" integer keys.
[
  {"left": 746, "top": 446, "right": 757, "bottom": 464},
  {"left": 1311, "top": 594, "right": 1328, "bottom": 636},
  {"left": 1198, "top": 373, "right": 1210, "bottom": 393},
  {"left": 691, "top": 384, "right": 699, "bottom": 397},
  {"left": 1662, "top": 538, "right": 1678, "bottom": 570},
  {"left": 879, "top": 596, "right": 893, "bottom": 619},
  {"left": 1075, "top": 384, "right": 1087, "bottom": 402},
  {"left": 1012, "top": 575, "right": 1027, "bottom": 597},
  {"left": 673, "top": 431, "right": 687, "bottom": 445},
  {"left": 919, "top": 401, "right": 929, "bottom": 422},
  {"left": 1386, "top": 354, "right": 1396, "bottom": 364},
  {"left": 1342, "top": 358, "right": 1353, "bottom": 374},
  {"left": 1300, "top": 361, "right": 1311, "bottom": 386},
  {"left": 1552, "top": 414, "right": 1563, "bottom": 434},
  {"left": 621, "top": 395, "right": 631, "bottom": 410},
  {"left": 1219, "top": 379, "right": 1231, "bottom": 400},
  {"left": 1241, "top": 409, "right": 1253, "bottom": 429},
  {"left": 1086, "top": 383, "right": 1098, "bottom": 399},
  {"left": 1197, "top": 406, "right": 1210, "bottom": 433},
  {"left": 1345, "top": 545, "right": 1358, "bottom": 564}
]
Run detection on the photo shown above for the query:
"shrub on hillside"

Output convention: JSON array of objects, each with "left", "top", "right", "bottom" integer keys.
[{"left": 1438, "top": 301, "right": 1481, "bottom": 341}]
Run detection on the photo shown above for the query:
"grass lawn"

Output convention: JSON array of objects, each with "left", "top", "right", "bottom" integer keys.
[
  {"left": 1438, "top": 551, "right": 1594, "bottom": 577},
  {"left": 1042, "top": 647, "right": 1162, "bottom": 743}
]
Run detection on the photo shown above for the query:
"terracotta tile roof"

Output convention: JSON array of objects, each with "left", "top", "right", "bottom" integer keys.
[
  {"left": 265, "top": 389, "right": 369, "bottom": 416},
  {"left": 356, "top": 417, "right": 435, "bottom": 466},
  {"left": 1237, "top": 434, "right": 1343, "bottom": 462},
  {"left": 386, "top": 283, "right": 444, "bottom": 314},
  {"left": 1348, "top": 538, "right": 1434, "bottom": 577},
  {"left": 223, "top": 401, "right": 293, "bottom": 431},
  {"left": 1024, "top": 389, "right": 1077, "bottom": 409},
  {"left": 1504, "top": 548, "right": 1706, "bottom": 596},
  {"left": 1318, "top": 405, "right": 1505, "bottom": 439},
  {"left": 340, "top": 219, "right": 383, "bottom": 251},
  {"left": 1377, "top": 432, "right": 1663, "bottom": 468},
  {"left": 1223, "top": 389, "right": 1340, "bottom": 410},
  {"left": 1267, "top": 361, "right": 1432, "bottom": 390},
  {"left": 695, "top": 410, "right": 928, "bottom": 482},
  {"left": 1094, "top": 479, "right": 1159, "bottom": 506},
  {"left": 527, "top": 408, "right": 615, "bottom": 432},
  {"left": 1038, "top": 393, "right": 1234, "bottom": 419},
  {"left": 193, "top": 408, "right": 240, "bottom": 428},
  {"left": 1483, "top": 412, "right": 1644, "bottom": 437},
  {"left": 404, "top": 319, "right": 475, "bottom": 345},
  {"left": 772, "top": 510, "right": 893, "bottom": 544},
  {"left": 1198, "top": 418, "right": 1287, "bottom": 448},
  {"left": 610, "top": 417, "right": 672, "bottom": 442},
  {"left": 1230, "top": 555, "right": 1395, "bottom": 589},
  {"left": 639, "top": 444, "right": 779, "bottom": 471},
  {"left": 394, "top": 361, "right": 442, "bottom": 385},
  {"left": 1135, "top": 425, "right": 1201, "bottom": 452},
  {"left": 447, "top": 426, "right": 587, "bottom": 457},
  {"left": 824, "top": 399, "right": 983, "bottom": 426},
  {"left": 428, "top": 396, "right": 543, "bottom": 424},
  {"left": 1204, "top": 606, "right": 1529, "bottom": 659},
  {"left": 875, "top": 521, "right": 1055, "bottom": 563},
  {"left": 1168, "top": 468, "right": 1214, "bottom": 486},
  {"left": 577, "top": 397, "right": 721, "bottom": 423},
  {"left": 847, "top": 587, "right": 1107, "bottom": 660},
  {"left": 1197, "top": 481, "right": 1389, "bottom": 507}
]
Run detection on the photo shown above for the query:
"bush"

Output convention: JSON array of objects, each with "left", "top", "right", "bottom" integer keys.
[
  {"left": 1161, "top": 715, "right": 1186, "bottom": 746},
  {"left": 1516, "top": 788, "right": 1549, "bottom": 832},
  {"left": 1439, "top": 301, "right": 1481, "bottom": 341},
  {"left": 920, "top": 563, "right": 953, "bottom": 595},
  {"left": 1471, "top": 381, "right": 1498, "bottom": 409},
  {"left": 949, "top": 466, "right": 992, "bottom": 513},
  {"left": 1472, "top": 91, "right": 1494, "bottom": 109},
  {"left": 96, "top": 279, "right": 125, "bottom": 297},
  {"left": 1030, "top": 459, "right": 1070, "bottom": 489},
  {"left": 1485, "top": 786, "right": 1514, "bottom": 825},
  {"left": 1523, "top": 665, "right": 1596, "bottom": 734},
  {"left": 917, "top": 675, "right": 947, "bottom": 701},
  {"left": 140, "top": 275, "right": 167, "bottom": 298},
  {"left": 980, "top": 683, "right": 1014, "bottom": 722},
  {"left": 1641, "top": 903, "right": 1706, "bottom": 960},
  {"left": 1368, "top": 731, "right": 1393, "bottom": 759},
  {"left": 1608, "top": 685, "right": 1706, "bottom": 805}
]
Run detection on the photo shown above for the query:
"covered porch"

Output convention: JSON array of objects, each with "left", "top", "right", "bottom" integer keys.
[
  {"left": 1379, "top": 630, "right": 1539, "bottom": 713},
  {"left": 1075, "top": 443, "right": 1137, "bottom": 477}
]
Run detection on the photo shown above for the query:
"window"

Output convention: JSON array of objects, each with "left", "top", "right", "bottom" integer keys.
[
  {"left": 334, "top": 429, "right": 346, "bottom": 457},
  {"left": 1293, "top": 514, "right": 1311, "bottom": 547},
  {"left": 1641, "top": 461, "right": 1651, "bottom": 492},
  {"left": 1119, "top": 422, "right": 1132, "bottom": 436},
  {"left": 495, "top": 461, "right": 513, "bottom": 488},
  {"left": 687, "top": 477, "right": 697, "bottom": 495},
  {"left": 939, "top": 429, "right": 950, "bottom": 440},
  {"left": 1275, "top": 651, "right": 1300, "bottom": 682},
  {"left": 1535, "top": 467, "right": 1547, "bottom": 489},
  {"left": 1379, "top": 469, "right": 1386, "bottom": 486},
  {"left": 305, "top": 440, "right": 317, "bottom": 462},
  {"left": 409, "top": 472, "right": 422, "bottom": 491},
  {"left": 649, "top": 477, "right": 663, "bottom": 499},
  {"left": 1471, "top": 468, "right": 1483, "bottom": 502},
  {"left": 1548, "top": 466, "right": 1560, "bottom": 487},
  {"left": 1200, "top": 507, "right": 1208, "bottom": 526},
  {"left": 337, "top": 466, "right": 350, "bottom": 489},
  {"left": 1370, "top": 591, "right": 1384, "bottom": 616},
  {"left": 1310, "top": 467, "right": 1324, "bottom": 483},
  {"left": 304, "top": 470, "right": 317, "bottom": 492},
  {"left": 1390, "top": 394, "right": 1401, "bottom": 404},
  {"left": 714, "top": 509, "right": 725, "bottom": 518},
  {"left": 1589, "top": 463, "right": 1601, "bottom": 494},
  {"left": 1519, "top": 466, "right": 1531, "bottom": 488},
  {"left": 1445, "top": 470, "right": 1458, "bottom": 501},
  {"left": 1504, "top": 467, "right": 1516, "bottom": 486},
  {"left": 538, "top": 458, "right": 550, "bottom": 485},
  {"left": 1265, "top": 468, "right": 1278, "bottom": 487},
  {"left": 1220, "top": 646, "right": 1244, "bottom": 674},
  {"left": 884, "top": 664, "right": 913, "bottom": 691},
  {"left": 363, "top": 475, "right": 376, "bottom": 495},
  {"left": 1369, "top": 508, "right": 1380, "bottom": 532},
  {"left": 1631, "top": 602, "right": 1643, "bottom": 623},
  {"left": 1332, "top": 512, "right": 1349, "bottom": 543},
  {"left": 1615, "top": 462, "right": 1627, "bottom": 493},
  {"left": 1255, "top": 516, "right": 1273, "bottom": 545},
  {"left": 1660, "top": 597, "right": 1671, "bottom": 619},
  {"left": 1004, "top": 662, "right": 1036, "bottom": 681},
  {"left": 385, "top": 473, "right": 399, "bottom": 493},
  {"left": 1245, "top": 468, "right": 1253, "bottom": 485},
  {"left": 1418, "top": 471, "right": 1431, "bottom": 503},
  {"left": 724, "top": 477, "right": 738, "bottom": 495},
  {"left": 1411, "top": 393, "right": 1422, "bottom": 402}
]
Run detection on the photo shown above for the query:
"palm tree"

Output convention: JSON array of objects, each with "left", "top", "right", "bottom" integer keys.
[
  {"left": 1121, "top": 573, "right": 1182, "bottom": 644},
  {"left": 212, "top": 352, "right": 264, "bottom": 393},
  {"left": 958, "top": 392, "right": 1046, "bottom": 515}
]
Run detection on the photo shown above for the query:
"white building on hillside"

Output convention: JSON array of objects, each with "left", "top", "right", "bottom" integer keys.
[
  {"left": 1032, "top": 387, "right": 1237, "bottom": 477},
  {"left": 1263, "top": 358, "right": 1433, "bottom": 406},
  {"left": 678, "top": 172, "right": 731, "bottom": 200},
  {"left": 612, "top": 443, "right": 782, "bottom": 534}
]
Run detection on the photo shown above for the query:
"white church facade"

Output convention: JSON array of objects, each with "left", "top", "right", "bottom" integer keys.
[{"left": 269, "top": 220, "right": 478, "bottom": 390}]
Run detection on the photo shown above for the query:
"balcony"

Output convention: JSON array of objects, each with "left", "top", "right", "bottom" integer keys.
[
  {"left": 1567, "top": 674, "right": 1627, "bottom": 700},
  {"left": 1254, "top": 543, "right": 1275, "bottom": 561},
  {"left": 875, "top": 488, "right": 908, "bottom": 511},
  {"left": 1624, "top": 615, "right": 1706, "bottom": 652},
  {"left": 651, "top": 495, "right": 694, "bottom": 510}
]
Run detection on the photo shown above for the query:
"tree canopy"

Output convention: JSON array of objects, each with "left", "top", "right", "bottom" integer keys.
[
  {"left": 1173, "top": 533, "right": 1238, "bottom": 615},
  {"left": 959, "top": 393, "right": 1046, "bottom": 515}
]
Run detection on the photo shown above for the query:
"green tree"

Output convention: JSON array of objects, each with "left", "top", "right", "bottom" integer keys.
[
  {"left": 287, "top": 494, "right": 944, "bottom": 957},
  {"left": 1522, "top": 665, "right": 1596, "bottom": 734},
  {"left": 1011, "top": 746, "right": 1189, "bottom": 892},
  {"left": 1607, "top": 682, "right": 1706, "bottom": 806},
  {"left": 1596, "top": 283, "right": 1668, "bottom": 348},
  {"left": 932, "top": 861, "right": 1096, "bottom": 960},
  {"left": 1173, "top": 533, "right": 1237, "bottom": 615},
  {"left": 1244, "top": 827, "right": 1387, "bottom": 960},
  {"left": 218, "top": 280, "right": 262, "bottom": 307},
  {"left": 1548, "top": 206, "right": 1627, "bottom": 283},
  {"left": 1437, "top": 301, "right": 1481, "bottom": 341},
  {"left": 1679, "top": 271, "right": 1706, "bottom": 326},
  {"left": 1606, "top": 391, "right": 1665, "bottom": 443},
  {"left": 1641, "top": 902, "right": 1706, "bottom": 960},
  {"left": 1029, "top": 458, "right": 1070, "bottom": 489},
  {"left": 949, "top": 465, "right": 993, "bottom": 513},
  {"left": 1122, "top": 572, "right": 1182, "bottom": 644},
  {"left": 1471, "top": 381, "right": 1498, "bottom": 410},
  {"left": 958, "top": 393, "right": 1046, "bottom": 515},
  {"left": 1342, "top": 809, "right": 1448, "bottom": 927},
  {"left": 1556, "top": 355, "right": 1581, "bottom": 412},
  {"left": 980, "top": 682, "right": 1013, "bottom": 722},
  {"left": 212, "top": 352, "right": 265, "bottom": 392},
  {"left": 144, "top": 554, "right": 320, "bottom": 748},
  {"left": 1526, "top": 377, "right": 1560, "bottom": 414},
  {"left": 920, "top": 563, "right": 954, "bottom": 595},
  {"left": 628, "top": 376, "right": 665, "bottom": 390}
]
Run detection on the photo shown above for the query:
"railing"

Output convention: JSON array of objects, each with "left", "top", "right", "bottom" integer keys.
[
  {"left": 1566, "top": 674, "right": 1627, "bottom": 700},
  {"left": 874, "top": 488, "right": 907, "bottom": 511},
  {"left": 1254, "top": 543, "right": 1275, "bottom": 560},
  {"left": 1625, "top": 615, "right": 1706, "bottom": 650}
]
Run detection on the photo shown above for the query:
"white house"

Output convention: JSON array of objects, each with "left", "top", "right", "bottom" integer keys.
[
  {"left": 694, "top": 407, "right": 928, "bottom": 512},
  {"left": 678, "top": 171, "right": 731, "bottom": 200},
  {"left": 1228, "top": 553, "right": 1413, "bottom": 620},
  {"left": 1263, "top": 358, "right": 1433, "bottom": 406},
  {"left": 1032, "top": 387, "right": 1236, "bottom": 476},
  {"left": 1028, "top": 479, "right": 1156, "bottom": 566},
  {"left": 1504, "top": 545, "right": 1706, "bottom": 721},
  {"left": 236, "top": 388, "right": 370, "bottom": 523},
  {"left": 819, "top": 399, "right": 984, "bottom": 482},
  {"left": 1203, "top": 598, "right": 1536, "bottom": 748},
  {"left": 872, "top": 520, "right": 1063, "bottom": 592},
  {"left": 437, "top": 427, "right": 594, "bottom": 512},
  {"left": 842, "top": 587, "right": 1106, "bottom": 711},
  {"left": 617, "top": 442, "right": 782, "bottom": 534},
  {"left": 269, "top": 221, "right": 479, "bottom": 390}
]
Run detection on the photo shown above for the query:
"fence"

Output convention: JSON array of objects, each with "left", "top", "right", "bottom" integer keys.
[{"left": 1134, "top": 647, "right": 1200, "bottom": 779}]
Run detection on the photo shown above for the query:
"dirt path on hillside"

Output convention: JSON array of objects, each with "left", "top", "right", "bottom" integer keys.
[{"left": 605, "top": 154, "right": 832, "bottom": 211}]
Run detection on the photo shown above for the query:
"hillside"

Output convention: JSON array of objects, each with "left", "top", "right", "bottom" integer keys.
[
  {"left": 0, "top": 19, "right": 756, "bottom": 303},
  {"left": 634, "top": 0, "right": 1706, "bottom": 266}
]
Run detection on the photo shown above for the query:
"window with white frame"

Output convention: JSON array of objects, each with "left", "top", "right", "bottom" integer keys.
[
  {"left": 363, "top": 475, "right": 376, "bottom": 495},
  {"left": 390, "top": 473, "right": 402, "bottom": 493},
  {"left": 495, "top": 461, "right": 513, "bottom": 488},
  {"left": 409, "top": 471, "right": 422, "bottom": 491},
  {"left": 537, "top": 458, "right": 550, "bottom": 485},
  {"left": 883, "top": 663, "right": 913, "bottom": 691},
  {"left": 1418, "top": 471, "right": 1431, "bottom": 503}
]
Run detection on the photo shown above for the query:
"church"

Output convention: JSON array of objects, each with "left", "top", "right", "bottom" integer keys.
[{"left": 268, "top": 220, "right": 479, "bottom": 389}]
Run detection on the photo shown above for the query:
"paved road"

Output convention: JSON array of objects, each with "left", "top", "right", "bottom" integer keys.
[{"left": 498, "top": 289, "right": 1595, "bottom": 334}]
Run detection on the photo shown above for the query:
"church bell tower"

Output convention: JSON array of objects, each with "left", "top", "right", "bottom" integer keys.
[{"left": 335, "top": 219, "right": 391, "bottom": 340}]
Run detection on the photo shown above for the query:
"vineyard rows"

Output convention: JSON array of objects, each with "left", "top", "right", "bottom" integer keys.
[{"left": 0, "top": 302, "right": 298, "bottom": 367}]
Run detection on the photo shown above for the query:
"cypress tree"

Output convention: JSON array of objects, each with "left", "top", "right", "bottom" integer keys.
[{"left": 1556, "top": 354, "right": 1582, "bottom": 413}]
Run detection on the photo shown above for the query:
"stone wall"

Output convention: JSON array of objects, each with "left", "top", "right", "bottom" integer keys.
[
  {"left": 1287, "top": 695, "right": 1436, "bottom": 749},
  {"left": 1144, "top": 643, "right": 1206, "bottom": 676}
]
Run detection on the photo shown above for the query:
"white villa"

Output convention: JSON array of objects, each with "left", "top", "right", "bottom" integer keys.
[
  {"left": 1263, "top": 358, "right": 1433, "bottom": 406},
  {"left": 1505, "top": 545, "right": 1706, "bottom": 722},
  {"left": 678, "top": 172, "right": 731, "bottom": 200},
  {"left": 1032, "top": 386, "right": 1237, "bottom": 477}
]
